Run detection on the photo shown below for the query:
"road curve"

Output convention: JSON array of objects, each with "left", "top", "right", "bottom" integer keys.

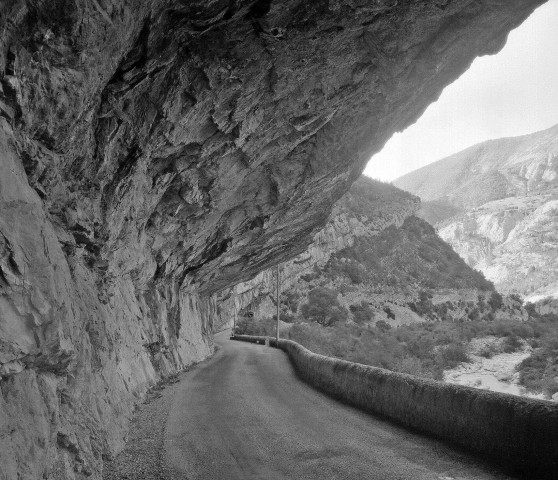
[{"left": 163, "top": 330, "right": 513, "bottom": 480}]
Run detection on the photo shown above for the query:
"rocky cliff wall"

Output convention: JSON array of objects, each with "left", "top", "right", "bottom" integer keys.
[
  {"left": 225, "top": 177, "right": 419, "bottom": 320},
  {"left": 228, "top": 212, "right": 371, "bottom": 321},
  {"left": 0, "top": 1, "right": 545, "bottom": 478},
  {"left": 0, "top": 121, "right": 214, "bottom": 478},
  {"left": 439, "top": 195, "right": 558, "bottom": 299}
]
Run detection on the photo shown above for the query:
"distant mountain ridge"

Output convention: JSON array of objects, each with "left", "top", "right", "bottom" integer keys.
[
  {"left": 393, "top": 124, "right": 558, "bottom": 301},
  {"left": 394, "top": 123, "right": 558, "bottom": 212}
]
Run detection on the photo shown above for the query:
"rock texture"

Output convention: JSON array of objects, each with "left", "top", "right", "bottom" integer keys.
[
  {"left": 0, "top": 1, "right": 545, "bottom": 478},
  {"left": 394, "top": 123, "right": 558, "bottom": 300},
  {"left": 394, "top": 124, "right": 558, "bottom": 210},
  {"left": 229, "top": 177, "right": 494, "bottom": 329},
  {"left": 228, "top": 177, "right": 419, "bottom": 322}
]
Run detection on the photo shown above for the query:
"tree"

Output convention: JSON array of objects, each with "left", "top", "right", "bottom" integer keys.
[
  {"left": 376, "top": 320, "right": 391, "bottom": 331},
  {"left": 301, "top": 287, "right": 348, "bottom": 327},
  {"left": 349, "top": 301, "right": 375, "bottom": 324},
  {"left": 488, "top": 291, "right": 503, "bottom": 311}
]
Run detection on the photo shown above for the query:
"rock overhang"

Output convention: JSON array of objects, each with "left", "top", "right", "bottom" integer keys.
[
  {"left": 0, "top": 1, "right": 550, "bottom": 477},
  {"left": 1, "top": 0, "right": 546, "bottom": 296}
]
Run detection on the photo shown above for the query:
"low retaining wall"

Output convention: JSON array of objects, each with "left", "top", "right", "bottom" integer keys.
[
  {"left": 231, "top": 335, "right": 268, "bottom": 345},
  {"left": 232, "top": 335, "right": 558, "bottom": 479}
]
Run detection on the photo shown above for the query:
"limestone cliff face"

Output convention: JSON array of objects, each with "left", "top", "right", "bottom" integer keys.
[
  {"left": 394, "top": 124, "right": 558, "bottom": 300},
  {"left": 230, "top": 212, "right": 376, "bottom": 320},
  {"left": 0, "top": 121, "right": 214, "bottom": 479},
  {"left": 229, "top": 177, "right": 420, "bottom": 320},
  {"left": 0, "top": 1, "right": 544, "bottom": 478},
  {"left": 438, "top": 196, "right": 558, "bottom": 300}
]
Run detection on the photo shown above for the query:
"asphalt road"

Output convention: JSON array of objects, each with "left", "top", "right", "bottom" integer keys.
[{"left": 163, "top": 330, "right": 513, "bottom": 480}]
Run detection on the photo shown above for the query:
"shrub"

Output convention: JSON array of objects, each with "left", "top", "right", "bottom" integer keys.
[
  {"left": 301, "top": 287, "right": 348, "bottom": 327},
  {"left": 407, "top": 335, "right": 435, "bottom": 359},
  {"left": 478, "top": 346, "right": 496, "bottom": 359},
  {"left": 510, "top": 293, "right": 523, "bottom": 304},
  {"left": 517, "top": 329, "right": 558, "bottom": 397},
  {"left": 239, "top": 298, "right": 558, "bottom": 395},
  {"left": 300, "top": 273, "right": 316, "bottom": 283},
  {"left": 349, "top": 301, "right": 375, "bottom": 324},
  {"left": 439, "top": 343, "right": 470, "bottom": 368},
  {"left": 488, "top": 291, "right": 504, "bottom": 311},
  {"left": 383, "top": 306, "right": 395, "bottom": 320},
  {"left": 376, "top": 320, "right": 391, "bottom": 331},
  {"left": 394, "top": 356, "right": 438, "bottom": 379},
  {"left": 235, "top": 316, "right": 276, "bottom": 336},
  {"left": 518, "top": 351, "right": 549, "bottom": 393},
  {"left": 502, "top": 335, "right": 522, "bottom": 353},
  {"left": 282, "top": 290, "right": 300, "bottom": 313},
  {"left": 525, "top": 302, "right": 537, "bottom": 318},
  {"left": 278, "top": 312, "right": 297, "bottom": 323},
  {"left": 468, "top": 308, "right": 480, "bottom": 321}
]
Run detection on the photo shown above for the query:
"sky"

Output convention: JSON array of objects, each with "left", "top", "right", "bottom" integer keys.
[{"left": 364, "top": 0, "right": 558, "bottom": 182}]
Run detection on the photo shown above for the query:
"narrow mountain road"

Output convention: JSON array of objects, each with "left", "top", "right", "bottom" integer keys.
[{"left": 162, "top": 330, "right": 513, "bottom": 480}]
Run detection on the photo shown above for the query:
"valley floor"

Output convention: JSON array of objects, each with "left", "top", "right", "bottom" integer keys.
[{"left": 443, "top": 338, "right": 546, "bottom": 400}]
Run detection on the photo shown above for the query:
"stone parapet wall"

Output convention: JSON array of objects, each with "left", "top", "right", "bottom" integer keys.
[{"left": 233, "top": 335, "right": 558, "bottom": 479}]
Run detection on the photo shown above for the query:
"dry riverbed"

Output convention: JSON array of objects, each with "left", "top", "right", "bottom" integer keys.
[{"left": 443, "top": 337, "right": 548, "bottom": 400}]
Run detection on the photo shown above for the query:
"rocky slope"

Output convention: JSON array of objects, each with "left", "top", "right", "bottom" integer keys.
[
  {"left": 231, "top": 177, "right": 495, "bottom": 329},
  {"left": 438, "top": 194, "right": 558, "bottom": 299},
  {"left": 394, "top": 124, "right": 558, "bottom": 300},
  {"left": 0, "top": 1, "right": 545, "bottom": 478},
  {"left": 394, "top": 123, "right": 558, "bottom": 210},
  {"left": 229, "top": 176, "right": 420, "bottom": 321}
]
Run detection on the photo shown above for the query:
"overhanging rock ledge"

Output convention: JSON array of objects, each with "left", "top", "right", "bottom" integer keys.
[{"left": 0, "top": 1, "right": 544, "bottom": 478}]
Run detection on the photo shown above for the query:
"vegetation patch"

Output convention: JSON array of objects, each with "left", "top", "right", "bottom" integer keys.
[
  {"left": 300, "top": 287, "right": 348, "bottom": 327},
  {"left": 237, "top": 306, "right": 558, "bottom": 396},
  {"left": 324, "top": 216, "right": 494, "bottom": 291}
]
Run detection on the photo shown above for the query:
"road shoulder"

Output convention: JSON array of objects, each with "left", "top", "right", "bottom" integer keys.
[{"left": 102, "top": 350, "right": 218, "bottom": 480}]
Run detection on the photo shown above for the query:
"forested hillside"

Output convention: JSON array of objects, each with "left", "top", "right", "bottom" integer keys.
[{"left": 325, "top": 215, "right": 492, "bottom": 292}]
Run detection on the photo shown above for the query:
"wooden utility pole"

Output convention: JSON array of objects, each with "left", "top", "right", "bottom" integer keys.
[
  {"left": 233, "top": 296, "right": 237, "bottom": 337},
  {"left": 276, "top": 263, "right": 280, "bottom": 344}
]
